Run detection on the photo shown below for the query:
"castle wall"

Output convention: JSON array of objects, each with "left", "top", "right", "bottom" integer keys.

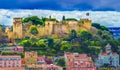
[{"left": 10, "top": 18, "right": 92, "bottom": 39}]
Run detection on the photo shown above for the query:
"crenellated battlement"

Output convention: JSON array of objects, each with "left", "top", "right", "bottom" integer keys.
[{"left": 7, "top": 17, "right": 92, "bottom": 39}]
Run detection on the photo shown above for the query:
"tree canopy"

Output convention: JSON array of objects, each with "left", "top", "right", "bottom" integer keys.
[
  {"left": 22, "top": 16, "right": 44, "bottom": 25},
  {"left": 92, "top": 23, "right": 109, "bottom": 31},
  {"left": 65, "top": 18, "right": 78, "bottom": 21},
  {"left": 29, "top": 25, "right": 39, "bottom": 35},
  {"left": 69, "top": 29, "right": 77, "bottom": 40}
]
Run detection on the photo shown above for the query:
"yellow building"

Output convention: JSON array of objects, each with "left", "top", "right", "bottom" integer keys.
[
  {"left": 25, "top": 51, "right": 38, "bottom": 65},
  {"left": 7, "top": 18, "right": 92, "bottom": 39}
]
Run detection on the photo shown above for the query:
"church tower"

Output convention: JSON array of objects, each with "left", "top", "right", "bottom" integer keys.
[{"left": 13, "top": 18, "right": 23, "bottom": 39}]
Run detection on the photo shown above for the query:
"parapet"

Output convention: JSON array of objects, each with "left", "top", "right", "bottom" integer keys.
[{"left": 13, "top": 18, "right": 22, "bottom": 23}]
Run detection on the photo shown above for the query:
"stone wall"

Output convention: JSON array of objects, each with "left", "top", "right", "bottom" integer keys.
[{"left": 8, "top": 18, "right": 92, "bottom": 39}]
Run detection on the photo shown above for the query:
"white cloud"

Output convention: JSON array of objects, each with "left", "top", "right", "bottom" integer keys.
[{"left": 0, "top": 9, "right": 120, "bottom": 27}]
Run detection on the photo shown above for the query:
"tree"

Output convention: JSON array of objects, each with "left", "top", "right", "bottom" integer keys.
[
  {"left": 45, "top": 38, "right": 54, "bottom": 48},
  {"left": 20, "top": 40, "right": 32, "bottom": 47},
  {"left": 62, "top": 16, "right": 65, "bottom": 21},
  {"left": 53, "top": 40, "right": 62, "bottom": 51},
  {"left": 37, "top": 41, "right": 47, "bottom": 50},
  {"left": 57, "top": 58, "right": 65, "bottom": 67},
  {"left": 92, "top": 23, "right": 109, "bottom": 31},
  {"left": 60, "top": 42, "right": 71, "bottom": 51},
  {"left": 105, "top": 39, "right": 119, "bottom": 52},
  {"left": 69, "top": 29, "right": 77, "bottom": 40},
  {"left": 80, "top": 30, "right": 92, "bottom": 40},
  {"left": 22, "top": 16, "right": 44, "bottom": 25},
  {"left": 117, "top": 37, "right": 120, "bottom": 46},
  {"left": 29, "top": 25, "right": 39, "bottom": 35},
  {"left": 65, "top": 18, "right": 77, "bottom": 21}
]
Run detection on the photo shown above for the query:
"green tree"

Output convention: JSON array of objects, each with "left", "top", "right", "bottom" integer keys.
[
  {"left": 69, "top": 29, "right": 77, "bottom": 40},
  {"left": 45, "top": 38, "right": 54, "bottom": 48},
  {"left": 60, "top": 42, "right": 71, "bottom": 51},
  {"left": 57, "top": 58, "right": 65, "bottom": 67},
  {"left": 117, "top": 37, "right": 120, "bottom": 46},
  {"left": 53, "top": 40, "right": 62, "bottom": 51},
  {"left": 80, "top": 30, "right": 92, "bottom": 40},
  {"left": 105, "top": 39, "right": 119, "bottom": 52},
  {"left": 62, "top": 16, "right": 65, "bottom": 21},
  {"left": 92, "top": 23, "right": 109, "bottom": 31},
  {"left": 65, "top": 18, "right": 77, "bottom": 21},
  {"left": 37, "top": 41, "right": 47, "bottom": 50},
  {"left": 22, "top": 16, "right": 44, "bottom": 25},
  {"left": 29, "top": 25, "right": 39, "bottom": 35},
  {"left": 20, "top": 40, "right": 32, "bottom": 47}
]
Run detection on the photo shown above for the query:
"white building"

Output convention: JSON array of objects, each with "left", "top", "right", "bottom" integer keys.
[{"left": 95, "top": 43, "right": 119, "bottom": 67}]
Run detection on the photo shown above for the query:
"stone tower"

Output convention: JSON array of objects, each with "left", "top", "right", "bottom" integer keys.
[
  {"left": 13, "top": 18, "right": 23, "bottom": 39},
  {"left": 82, "top": 19, "right": 92, "bottom": 30},
  {"left": 44, "top": 20, "right": 57, "bottom": 36}
]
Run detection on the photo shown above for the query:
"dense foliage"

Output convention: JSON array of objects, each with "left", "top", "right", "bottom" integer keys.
[
  {"left": 22, "top": 16, "right": 44, "bottom": 25},
  {"left": 92, "top": 23, "right": 109, "bottom": 31},
  {"left": 29, "top": 25, "right": 39, "bottom": 35},
  {"left": 17, "top": 24, "right": 120, "bottom": 56},
  {"left": 65, "top": 18, "right": 78, "bottom": 21}
]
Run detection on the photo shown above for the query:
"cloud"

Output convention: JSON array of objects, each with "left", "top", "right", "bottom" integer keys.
[
  {"left": 0, "top": 9, "right": 120, "bottom": 27},
  {"left": 0, "top": 0, "right": 120, "bottom": 11}
]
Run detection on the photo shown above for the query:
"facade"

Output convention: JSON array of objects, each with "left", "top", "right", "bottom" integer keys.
[
  {"left": 64, "top": 52, "right": 96, "bottom": 70},
  {"left": 0, "top": 46, "right": 24, "bottom": 53},
  {"left": 25, "top": 51, "right": 38, "bottom": 65},
  {"left": 25, "top": 52, "right": 62, "bottom": 70},
  {"left": 0, "top": 55, "right": 21, "bottom": 67},
  {"left": 7, "top": 18, "right": 92, "bottom": 39},
  {"left": 14, "top": 46, "right": 24, "bottom": 52},
  {"left": 95, "top": 43, "right": 119, "bottom": 67},
  {"left": 26, "top": 64, "right": 63, "bottom": 70},
  {"left": 37, "top": 56, "right": 46, "bottom": 64}
]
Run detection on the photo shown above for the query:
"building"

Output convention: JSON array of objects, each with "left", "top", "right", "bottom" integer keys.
[
  {"left": 64, "top": 52, "right": 96, "bottom": 70},
  {"left": 37, "top": 56, "right": 46, "bottom": 64},
  {"left": 0, "top": 55, "right": 21, "bottom": 67},
  {"left": 25, "top": 51, "right": 38, "bottom": 65},
  {"left": 25, "top": 52, "right": 62, "bottom": 70},
  {"left": 26, "top": 64, "right": 63, "bottom": 70},
  {"left": 95, "top": 43, "right": 119, "bottom": 67},
  {"left": 7, "top": 18, "right": 92, "bottom": 39},
  {"left": 14, "top": 46, "right": 24, "bottom": 53},
  {"left": 0, "top": 46, "right": 24, "bottom": 53}
]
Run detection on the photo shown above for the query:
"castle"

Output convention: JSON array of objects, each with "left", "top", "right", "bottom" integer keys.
[{"left": 6, "top": 17, "right": 92, "bottom": 39}]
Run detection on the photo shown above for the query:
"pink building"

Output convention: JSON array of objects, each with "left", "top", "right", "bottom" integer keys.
[
  {"left": 0, "top": 56, "right": 21, "bottom": 67},
  {"left": 14, "top": 46, "right": 24, "bottom": 52},
  {"left": 46, "top": 64, "right": 62, "bottom": 70},
  {"left": 64, "top": 52, "right": 96, "bottom": 70},
  {"left": 37, "top": 56, "right": 46, "bottom": 64},
  {"left": 26, "top": 64, "right": 63, "bottom": 70}
]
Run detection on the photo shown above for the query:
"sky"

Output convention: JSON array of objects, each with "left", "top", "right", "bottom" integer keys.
[
  {"left": 0, "top": 0, "right": 120, "bottom": 11},
  {"left": 0, "top": 0, "right": 120, "bottom": 27}
]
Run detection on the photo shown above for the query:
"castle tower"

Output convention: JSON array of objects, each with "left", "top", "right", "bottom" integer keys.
[
  {"left": 82, "top": 19, "right": 92, "bottom": 30},
  {"left": 44, "top": 20, "right": 57, "bottom": 36},
  {"left": 13, "top": 18, "right": 23, "bottom": 39}
]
